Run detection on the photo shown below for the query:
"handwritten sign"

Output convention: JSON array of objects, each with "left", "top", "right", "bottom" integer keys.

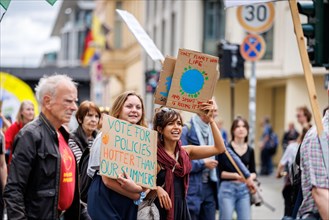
[
  {"left": 166, "top": 48, "right": 219, "bottom": 114},
  {"left": 100, "top": 115, "right": 158, "bottom": 189},
  {"left": 116, "top": 9, "right": 164, "bottom": 61},
  {"left": 154, "top": 56, "right": 176, "bottom": 106}
]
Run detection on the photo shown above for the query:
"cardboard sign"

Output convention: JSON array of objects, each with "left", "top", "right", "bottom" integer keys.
[
  {"left": 116, "top": 9, "right": 164, "bottom": 61},
  {"left": 154, "top": 56, "right": 176, "bottom": 106},
  {"left": 100, "top": 115, "right": 158, "bottom": 189},
  {"left": 166, "top": 49, "right": 219, "bottom": 114}
]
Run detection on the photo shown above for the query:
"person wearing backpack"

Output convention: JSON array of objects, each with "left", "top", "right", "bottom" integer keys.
[
  {"left": 68, "top": 100, "right": 101, "bottom": 219},
  {"left": 259, "top": 117, "right": 278, "bottom": 175}
]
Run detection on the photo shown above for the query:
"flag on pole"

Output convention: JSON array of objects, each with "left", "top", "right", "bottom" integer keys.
[
  {"left": 224, "top": 0, "right": 279, "bottom": 8},
  {"left": 0, "top": 0, "right": 10, "bottom": 22},
  {"left": 1, "top": 0, "right": 56, "bottom": 22},
  {"left": 46, "top": 0, "right": 57, "bottom": 6},
  {"left": 0, "top": 0, "right": 10, "bottom": 10},
  {"left": 81, "top": 29, "right": 95, "bottom": 67}
]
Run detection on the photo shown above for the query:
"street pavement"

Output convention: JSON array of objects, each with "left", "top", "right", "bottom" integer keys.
[
  {"left": 216, "top": 172, "right": 285, "bottom": 220},
  {"left": 251, "top": 174, "right": 285, "bottom": 219}
]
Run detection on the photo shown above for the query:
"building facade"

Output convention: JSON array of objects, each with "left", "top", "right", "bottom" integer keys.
[{"left": 142, "top": 0, "right": 328, "bottom": 164}]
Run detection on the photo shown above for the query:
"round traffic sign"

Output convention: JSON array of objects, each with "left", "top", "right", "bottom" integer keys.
[
  {"left": 237, "top": 2, "right": 275, "bottom": 34},
  {"left": 240, "top": 34, "right": 266, "bottom": 62}
]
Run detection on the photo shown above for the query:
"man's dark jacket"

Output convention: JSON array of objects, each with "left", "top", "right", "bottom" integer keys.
[{"left": 3, "top": 113, "right": 81, "bottom": 220}]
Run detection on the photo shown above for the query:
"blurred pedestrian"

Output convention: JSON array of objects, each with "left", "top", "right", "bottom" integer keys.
[
  {"left": 3, "top": 74, "right": 87, "bottom": 219},
  {"left": 181, "top": 101, "right": 253, "bottom": 220},
  {"left": 276, "top": 126, "right": 310, "bottom": 219},
  {"left": 218, "top": 116, "right": 256, "bottom": 220},
  {"left": 216, "top": 117, "right": 228, "bottom": 144},
  {"left": 87, "top": 91, "right": 147, "bottom": 220},
  {"left": 0, "top": 121, "right": 7, "bottom": 219},
  {"left": 259, "top": 117, "right": 278, "bottom": 175},
  {"left": 296, "top": 106, "right": 312, "bottom": 129},
  {"left": 5, "top": 100, "right": 35, "bottom": 166},
  {"left": 298, "top": 106, "right": 329, "bottom": 220},
  {"left": 152, "top": 100, "right": 226, "bottom": 220},
  {"left": 281, "top": 122, "right": 299, "bottom": 152},
  {"left": 0, "top": 112, "right": 12, "bottom": 132}
]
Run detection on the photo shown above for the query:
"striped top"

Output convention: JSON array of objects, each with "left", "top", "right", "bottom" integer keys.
[
  {"left": 298, "top": 110, "right": 329, "bottom": 217},
  {"left": 68, "top": 138, "right": 94, "bottom": 164}
]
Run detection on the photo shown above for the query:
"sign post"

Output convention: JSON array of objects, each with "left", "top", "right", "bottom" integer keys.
[{"left": 239, "top": 34, "right": 266, "bottom": 148}]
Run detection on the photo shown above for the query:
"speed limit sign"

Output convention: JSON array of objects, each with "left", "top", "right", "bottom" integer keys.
[{"left": 237, "top": 2, "right": 275, "bottom": 34}]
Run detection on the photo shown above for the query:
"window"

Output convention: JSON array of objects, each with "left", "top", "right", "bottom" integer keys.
[
  {"left": 203, "top": 0, "right": 225, "bottom": 55},
  {"left": 161, "top": 20, "right": 166, "bottom": 55},
  {"left": 171, "top": 12, "right": 176, "bottom": 56},
  {"left": 78, "top": 30, "right": 87, "bottom": 60},
  {"left": 260, "top": 26, "right": 274, "bottom": 60},
  {"left": 114, "top": 1, "right": 123, "bottom": 49},
  {"left": 63, "top": 32, "right": 70, "bottom": 60}
]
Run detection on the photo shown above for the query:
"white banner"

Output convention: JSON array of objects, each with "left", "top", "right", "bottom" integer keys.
[
  {"left": 116, "top": 9, "right": 164, "bottom": 61},
  {"left": 224, "top": 0, "right": 277, "bottom": 8}
]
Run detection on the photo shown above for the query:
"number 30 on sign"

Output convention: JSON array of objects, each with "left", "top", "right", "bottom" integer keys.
[{"left": 237, "top": 2, "right": 275, "bottom": 34}]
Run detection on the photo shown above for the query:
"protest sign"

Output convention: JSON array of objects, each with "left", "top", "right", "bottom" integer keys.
[
  {"left": 154, "top": 56, "right": 176, "bottom": 106},
  {"left": 116, "top": 9, "right": 164, "bottom": 62},
  {"left": 100, "top": 115, "right": 158, "bottom": 189},
  {"left": 166, "top": 48, "right": 219, "bottom": 114}
]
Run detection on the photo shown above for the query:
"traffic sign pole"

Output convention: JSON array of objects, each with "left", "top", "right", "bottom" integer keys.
[{"left": 249, "top": 61, "right": 257, "bottom": 149}]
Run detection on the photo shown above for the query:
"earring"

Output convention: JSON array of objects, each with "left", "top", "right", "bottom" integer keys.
[{"left": 160, "top": 133, "right": 163, "bottom": 142}]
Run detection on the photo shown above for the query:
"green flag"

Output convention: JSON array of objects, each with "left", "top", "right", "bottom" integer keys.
[
  {"left": 0, "top": 0, "right": 11, "bottom": 10},
  {"left": 46, "top": 0, "right": 57, "bottom": 6}
]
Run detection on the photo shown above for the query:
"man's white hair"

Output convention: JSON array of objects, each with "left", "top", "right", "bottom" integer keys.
[{"left": 35, "top": 74, "right": 77, "bottom": 105}]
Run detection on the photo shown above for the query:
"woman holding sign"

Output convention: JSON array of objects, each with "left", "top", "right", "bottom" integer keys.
[
  {"left": 87, "top": 91, "right": 148, "bottom": 220},
  {"left": 153, "top": 100, "right": 226, "bottom": 220}
]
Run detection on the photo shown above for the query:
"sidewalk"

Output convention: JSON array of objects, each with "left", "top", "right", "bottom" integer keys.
[{"left": 251, "top": 174, "right": 285, "bottom": 219}]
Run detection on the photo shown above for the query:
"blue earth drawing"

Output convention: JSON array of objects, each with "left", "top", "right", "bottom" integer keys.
[
  {"left": 180, "top": 68, "right": 207, "bottom": 98},
  {"left": 160, "top": 76, "right": 172, "bottom": 97}
]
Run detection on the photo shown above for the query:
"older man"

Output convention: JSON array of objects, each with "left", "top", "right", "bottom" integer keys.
[{"left": 4, "top": 74, "right": 86, "bottom": 219}]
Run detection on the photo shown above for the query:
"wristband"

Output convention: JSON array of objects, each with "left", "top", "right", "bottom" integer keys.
[{"left": 134, "top": 191, "right": 146, "bottom": 205}]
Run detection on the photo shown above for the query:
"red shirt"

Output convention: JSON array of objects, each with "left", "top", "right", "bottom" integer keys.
[{"left": 58, "top": 132, "right": 76, "bottom": 211}]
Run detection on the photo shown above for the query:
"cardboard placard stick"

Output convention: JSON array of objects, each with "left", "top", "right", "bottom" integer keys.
[{"left": 288, "top": 0, "right": 323, "bottom": 136}]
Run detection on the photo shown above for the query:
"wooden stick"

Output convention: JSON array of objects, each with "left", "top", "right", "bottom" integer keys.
[
  {"left": 224, "top": 150, "right": 246, "bottom": 180},
  {"left": 288, "top": 0, "right": 323, "bottom": 137}
]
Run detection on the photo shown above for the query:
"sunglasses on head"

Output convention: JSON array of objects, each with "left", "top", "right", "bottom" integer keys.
[{"left": 161, "top": 107, "right": 176, "bottom": 113}]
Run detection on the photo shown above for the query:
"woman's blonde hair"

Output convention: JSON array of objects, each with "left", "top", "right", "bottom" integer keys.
[
  {"left": 110, "top": 91, "right": 147, "bottom": 127},
  {"left": 16, "top": 100, "right": 34, "bottom": 123}
]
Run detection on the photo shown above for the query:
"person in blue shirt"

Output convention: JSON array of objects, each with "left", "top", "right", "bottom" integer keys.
[{"left": 181, "top": 101, "right": 255, "bottom": 220}]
